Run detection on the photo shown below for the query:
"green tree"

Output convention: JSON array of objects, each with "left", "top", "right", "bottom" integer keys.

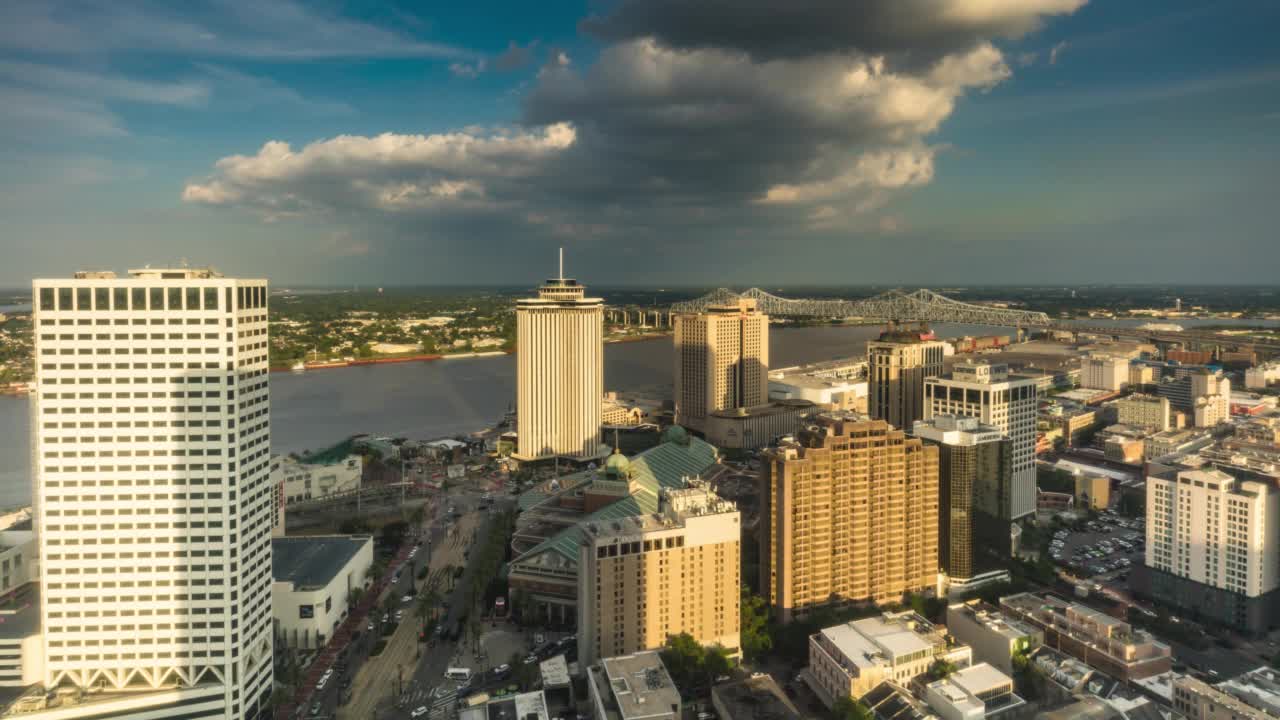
[
  {"left": 740, "top": 587, "right": 773, "bottom": 661},
  {"left": 831, "top": 696, "right": 874, "bottom": 720},
  {"left": 928, "top": 659, "right": 958, "bottom": 680}
]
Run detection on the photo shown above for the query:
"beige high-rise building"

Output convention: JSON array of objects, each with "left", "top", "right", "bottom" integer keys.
[
  {"left": 1081, "top": 354, "right": 1130, "bottom": 391},
  {"left": 867, "top": 326, "right": 946, "bottom": 430},
  {"left": 515, "top": 255, "right": 604, "bottom": 461},
  {"left": 577, "top": 481, "right": 740, "bottom": 665},
  {"left": 673, "top": 299, "right": 769, "bottom": 433},
  {"left": 760, "top": 416, "right": 938, "bottom": 622}
]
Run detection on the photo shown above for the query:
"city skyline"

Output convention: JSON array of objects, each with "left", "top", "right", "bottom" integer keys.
[{"left": 2, "top": 1, "right": 1279, "bottom": 286}]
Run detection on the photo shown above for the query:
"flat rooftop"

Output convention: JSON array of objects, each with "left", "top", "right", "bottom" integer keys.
[
  {"left": 951, "top": 663, "right": 1011, "bottom": 695},
  {"left": 272, "top": 535, "right": 370, "bottom": 591},
  {"left": 0, "top": 584, "right": 39, "bottom": 640},
  {"left": 711, "top": 676, "right": 801, "bottom": 720},
  {"left": 820, "top": 613, "right": 940, "bottom": 670},
  {"left": 597, "top": 652, "right": 681, "bottom": 720}
]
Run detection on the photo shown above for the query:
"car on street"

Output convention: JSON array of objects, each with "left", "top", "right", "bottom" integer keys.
[
  {"left": 523, "top": 654, "right": 538, "bottom": 665},
  {"left": 368, "top": 621, "right": 375, "bottom": 632},
  {"left": 411, "top": 706, "right": 429, "bottom": 718},
  {"left": 534, "top": 633, "right": 545, "bottom": 645},
  {"left": 382, "top": 613, "right": 390, "bottom": 623},
  {"left": 403, "top": 594, "right": 415, "bottom": 603}
]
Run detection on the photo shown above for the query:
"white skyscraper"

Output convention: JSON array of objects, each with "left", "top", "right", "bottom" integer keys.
[
  {"left": 925, "top": 361, "right": 1039, "bottom": 520},
  {"left": 515, "top": 252, "right": 604, "bottom": 461},
  {"left": 31, "top": 268, "right": 274, "bottom": 719}
]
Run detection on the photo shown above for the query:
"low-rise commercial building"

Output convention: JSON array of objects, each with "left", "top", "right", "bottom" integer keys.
[
  {"left": 924, "top": 663, "right": 1023, "bottom": 720},
  {"left": 273, "top": 454, "right": 363, "bottom": 504},
  {"left": 1246, "top": 362, "right": 1280, "bottom": 390},
  {"left": 1145, "top": 428, "right": 1214, "bottom": 461},
  {"left": 1074, "top": 475, "right": 1110, "bottom": 510},
  {"left": 1117, "top": 394, "right": 1171, "bottom": 432},
  {"left": 998, "top": 593, "right": 1171, "bottom": 680},
  {"left": 1173, "top": 673, "right": 1276, "bottom": 720},
  {"left": 272, "top": 535, "right": 375, "bottom": 649},
  {"left": 459, "top": 691, "right": 551, "bottom": 720},
  {"left": 703, "top": 399, "right": 815, "bottom": 450},
  {"left": 587, "top": 652, "right": 681, "bottom": 720},
  {"left": 807, "top": 611, "right": 972, "bottom": 708},
  {"left": 946, "top": 601, "right": 1042, "bottom": 676}
]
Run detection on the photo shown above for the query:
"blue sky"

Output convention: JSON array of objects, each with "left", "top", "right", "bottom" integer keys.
[{"left": 1, "top": 0, "right": 1277, "bottom": 287}]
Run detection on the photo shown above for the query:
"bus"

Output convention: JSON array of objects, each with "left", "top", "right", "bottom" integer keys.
[{"left": 445, "top": 668, "right": 472, "bottom": 683}]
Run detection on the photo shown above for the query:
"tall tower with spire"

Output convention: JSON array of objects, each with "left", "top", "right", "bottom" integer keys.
[{"left": 515, "top": 249, "right": 605, "bottom": 460}]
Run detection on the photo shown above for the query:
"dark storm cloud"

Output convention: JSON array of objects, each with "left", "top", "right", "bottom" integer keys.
[{"left": 581, "top": 0, "right": 1087, "bottom": 64}]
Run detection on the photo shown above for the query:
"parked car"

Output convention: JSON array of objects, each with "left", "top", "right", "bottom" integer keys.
[{"left": 411, "top": 706, "right": 429, "bottom": 717}]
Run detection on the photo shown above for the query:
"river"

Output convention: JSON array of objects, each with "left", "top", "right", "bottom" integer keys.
[{"left": 2, "top": 317, "right": 1278, "bottom": 510}]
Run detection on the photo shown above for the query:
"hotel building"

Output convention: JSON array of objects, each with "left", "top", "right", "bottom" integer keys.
[
  {"left": 760, "top": 416, "right": 938, "bottom": 622},
  {"left": 1137, "top": 467, "right": 1280, "bottom": 632},
  {"left": 30, "top": 268, "right": 275, "bottom": 719},
  {"left": 515, "top": 259, "right": 604, "bottom": 461},
  {"left": 577, "top": 480, "right": 740, "bottom": 666},
  {"left": 925, "top": 361, "right": 1038, "bottom": 520},
  {"left": 673, "top": 299, "right": 769, "bottom": 434}
]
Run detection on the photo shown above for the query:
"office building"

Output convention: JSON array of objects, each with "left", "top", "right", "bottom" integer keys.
[
  {"left": 769, "top": 357, "right": 868, "bottom": 412},
  {"left": 867, "top": 325, "right": 946, "bottom": 430},
  {"left": 806, "top": 611, "right": 972, "bottom": 707},
  {"left": 1129, "top": 363, "right": 1155, "bottom": 388},
  {"left": 1145, "top": 428, "right": 1214, "bottom": 461},
  {"left": 272, "top": 454, "right": 362, "bottom": 504},
  {"left": 1136, "top": 467, "right": 1280, "bottom": 632},
  {"left": 925, "top": 361, "right": 1039, "bottom": 520},
  {"left": 945, "top": 601, "right": 1042, "bottom": 676},
  {"left": 459, "top": 691, "right": 551, "bottom": 720},
  {"left": 587, "top": 651, "right": 681, "bottom": 720},
  {"left": 515, "top": 255, "right": 604, "bottom": 460},
  {"left": 673, "top": 299, "right": 769, "bottom": 434},
  {"left": 577, "top": 481, "right": 740, "bottom": 665},
  {"left": 1117, "top": 394, "right": 1171, "bottom": 432},
  {"left": 999, "top": 593, "right": 1172, "bottom": 680},
  {"left": 271, "top": 535, "right": 374, "bottom": 649},
  {"left": 1080, "top": 354, "right": 1130, "bottom": 392},
  {"left": 31, "top": 268, "right": 274, "bottom": 719},
  {"left": 1194, "top": 390, "right": 1231, "bottom": 428},
  {"left": 702, "top": 398, "right": 815, "bottom": 450},
  {"left": 761, "top": 416, "right": 938, "bottom": 622},
  {"left": 913, "top": 415, "right": 1013, "bottom": 589}
]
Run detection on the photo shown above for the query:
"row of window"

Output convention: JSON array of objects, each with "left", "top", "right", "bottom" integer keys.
[{"left": 38, "top": 286, "right": 267, "bottom": 313}]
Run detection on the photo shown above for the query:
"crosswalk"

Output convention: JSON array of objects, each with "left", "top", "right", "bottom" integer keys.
[{"left": 400, "top": 686, "right": 456, "bottom": 716}]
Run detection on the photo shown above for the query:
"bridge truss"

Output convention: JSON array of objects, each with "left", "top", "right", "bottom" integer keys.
[{"left": 668, "top": 287, "right": 1052, "bottom": 327}]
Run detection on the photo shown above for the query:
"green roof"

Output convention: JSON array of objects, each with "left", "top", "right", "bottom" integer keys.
[{"left": 512, "top": 435, "right": 719, "bottom": 568}]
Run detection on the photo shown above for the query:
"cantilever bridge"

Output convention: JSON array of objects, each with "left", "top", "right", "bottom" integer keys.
[{"left": 669, "top": 287, "right": 1053, "bottom": 327}]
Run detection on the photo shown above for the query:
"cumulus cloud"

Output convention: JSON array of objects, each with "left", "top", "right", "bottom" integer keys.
[
  {"left": 185, "top": 0, "right": 1086, "bottom": 247},
  {"left": 183, "top": 123, "right": 577, "bottom": 218}
]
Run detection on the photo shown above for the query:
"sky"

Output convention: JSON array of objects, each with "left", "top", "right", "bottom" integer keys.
[{"left": 1, "top": 0, "right": 1278, "bottom": 288}]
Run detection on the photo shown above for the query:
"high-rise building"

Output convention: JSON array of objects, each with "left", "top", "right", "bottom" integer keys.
[
  {"left": 925, "top": 361, "right": 1038, "bottom": 520},
  {"left": 913, "top": 415, "right": 1012, "bottom": 590},
  {"left": 31, "top": 268, "right": 274, "bottom": 718},
  {"left": 515, "top": 254, "right": 604, "bottom": 460},
  {"left": 1117, "top": 393, "right": 1172, "bottom": 432},
  {"left": 673, "top": 299, "right": 769, "bottom": 433},
  {"left": 1137, "top": 467, "right": 1280, "bottom": 632},
  {"left": 577, "top": 480, "right": 740, "bottom": 666},
  {"left": 866, "top": 325, "right": 945, "bottom": 430},
  {"left": 1080, "top": 354, "right": 1129, "bottom": 392},
  {"left": 760, "top": 416, "right": 938, "bottom": 622}
]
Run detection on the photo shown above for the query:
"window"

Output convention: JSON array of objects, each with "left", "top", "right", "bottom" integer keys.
[
  {"left": 76, "top": 288, "right": 90, "bottom": 310},
  {"left": 113, "top": 288, "right": 128, "bottom": 310},
  {"left": 95, "top": 288, "right": 109, "bottom": 311},
  {"left": 40, "top": 288, "right": 55, "bottom": 311},
  {"left": 149, "top": 288, "right": 163, "bottom": 311},
  {"left": 168, "top": 288, "right": 182, "bottom": 310},
  {"left": 204, "top": 288, "right": 217, "bottom": 311}
]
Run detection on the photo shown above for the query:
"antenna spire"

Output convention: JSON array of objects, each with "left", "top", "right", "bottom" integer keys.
[{"left": 558, "top": 247, "right": 564, "bottom": 280}]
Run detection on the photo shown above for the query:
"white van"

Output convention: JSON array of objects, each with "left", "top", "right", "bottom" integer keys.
[{"left": 445, "top": 667, "right": 472, "bottom": 683}]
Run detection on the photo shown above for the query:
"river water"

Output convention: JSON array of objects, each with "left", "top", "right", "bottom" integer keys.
[{"left": 2, "top": 317, "right": 1278, "bottom": 510}]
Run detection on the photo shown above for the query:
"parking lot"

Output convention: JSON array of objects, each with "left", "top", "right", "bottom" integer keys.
[{"left": 1047, "top": 511, "right": 1145, "bottom": 581}]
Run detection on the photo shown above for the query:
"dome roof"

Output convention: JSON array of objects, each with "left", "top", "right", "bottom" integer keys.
[
  {"left": 662, "top": 424, "right": 691, "bottom": 446},
  {"left": 603, "top": 448, "right": 631, "bottom": 477}
]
